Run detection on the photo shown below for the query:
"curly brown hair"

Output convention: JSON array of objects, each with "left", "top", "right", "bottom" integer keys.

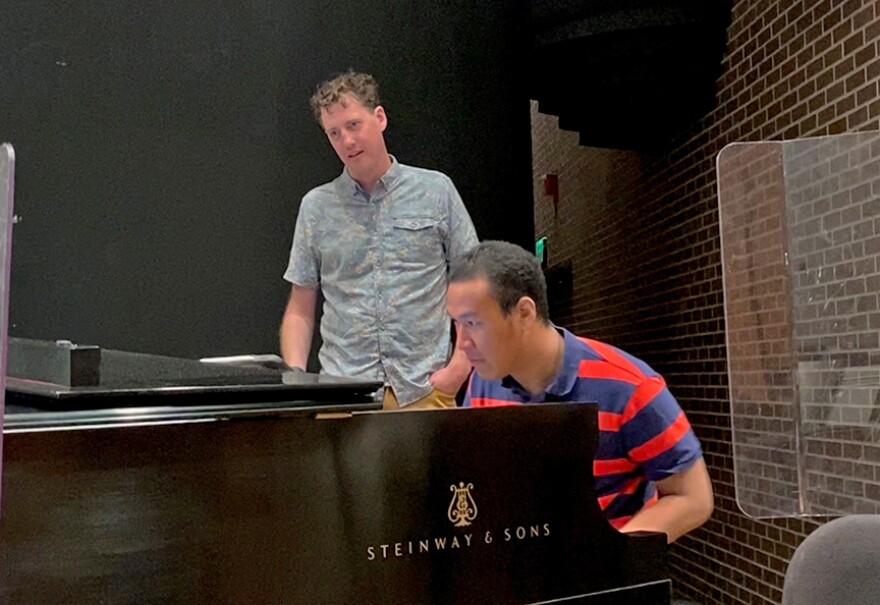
[{"left": 309, "top": 70, "right": 381, "bottom": 125}]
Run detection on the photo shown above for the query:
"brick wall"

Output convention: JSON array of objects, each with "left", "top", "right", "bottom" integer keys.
[{"left": 530, "top": 1, "right": 879, "bottom": 603}]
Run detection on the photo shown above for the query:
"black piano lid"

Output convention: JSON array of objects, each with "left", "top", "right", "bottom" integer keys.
[{"left": 4, "top": 348, "right": 382, "bottom": 412}]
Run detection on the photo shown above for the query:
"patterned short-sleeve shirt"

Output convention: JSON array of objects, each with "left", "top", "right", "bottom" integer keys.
[{"left": 284, "top": 159, "right": 479, "bottom": 405}]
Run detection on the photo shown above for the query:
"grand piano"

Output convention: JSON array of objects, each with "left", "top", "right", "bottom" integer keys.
[{"left": 0, "top": 345, "right": 670, "bottom": 604}]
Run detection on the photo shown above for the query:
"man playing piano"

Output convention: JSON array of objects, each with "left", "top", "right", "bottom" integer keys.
[{"left": 446, "top": 241, "right": 714, "bottom": 542}]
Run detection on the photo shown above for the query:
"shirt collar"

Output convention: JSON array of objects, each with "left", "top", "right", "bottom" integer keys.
[
  {"left": 500, "top": 325, "right": 581, "bottom": 401},
  {"left": 339, "top": 155, "right": 400, "bottom": 199}
]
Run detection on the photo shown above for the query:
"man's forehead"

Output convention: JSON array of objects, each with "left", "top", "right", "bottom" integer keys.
[
  {"left": 449, "top": 279, "right": 497, "bottom": 308},
  {"left": 450, "top": 277, "right": 486, "bottom": 293}
]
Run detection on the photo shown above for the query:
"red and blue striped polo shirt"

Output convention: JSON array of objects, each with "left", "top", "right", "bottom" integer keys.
[{"left": 464, "top": 327, "right": 703, "bottom": 529}]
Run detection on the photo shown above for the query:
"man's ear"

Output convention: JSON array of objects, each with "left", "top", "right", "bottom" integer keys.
[
  {"left": 375, "top": 105, "right": 388, "bottom": 130},
  {"left": 516, "top": 296, "right": 538, "bottom": 321}
]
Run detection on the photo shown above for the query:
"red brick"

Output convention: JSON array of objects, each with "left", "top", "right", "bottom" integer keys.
[
  {"left": 846, "top": 68, "right": 868, "bottom": 92},
  {"left": 843, "top": 30, "right": 865, "bottom": 55}
]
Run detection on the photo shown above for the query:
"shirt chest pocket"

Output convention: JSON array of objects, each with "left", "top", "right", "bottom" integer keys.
[{"left": 389, "top": 216, "right": 444, "bottom": 268}]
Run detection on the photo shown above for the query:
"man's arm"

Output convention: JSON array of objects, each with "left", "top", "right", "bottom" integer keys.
[
  {"left": 619, "top": 458, "right": 714, "bottom": 543},
  {"left": 430, "top": 177, "right": 478, "bottom": 394},
  {"left": 280, "top": 285, "right": 319, "bottom": 370},
  {"left": 443, "top": 176, "right": 479, "bottom": 262}
]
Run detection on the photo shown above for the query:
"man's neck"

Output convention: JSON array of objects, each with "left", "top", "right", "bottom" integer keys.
[
  {"left": 512, "top": 325, "right": 565, "bottom": 396},
  {"left": 351, "top": 155, "right": 393, "bottom": 196}
]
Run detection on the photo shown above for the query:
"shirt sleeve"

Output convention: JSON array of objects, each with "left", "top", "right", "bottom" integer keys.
[
  {"left": 282, "top": 197, "right": 320, "bottom": 287},
  {"left": 619, "top": 381, "right": 703, "bottom": 482},
  {"left": 443, "top": 177, "right": 479, "bottom": 264}
]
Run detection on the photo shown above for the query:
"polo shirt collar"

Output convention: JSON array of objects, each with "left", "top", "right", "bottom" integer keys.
[{"left": 500, "top": 325, "right": 580, "bottom": 401}]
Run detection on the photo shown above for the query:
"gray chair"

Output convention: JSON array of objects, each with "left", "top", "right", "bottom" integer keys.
[{"left": 782, "top": 515, "right": 880, "bottom": 605}]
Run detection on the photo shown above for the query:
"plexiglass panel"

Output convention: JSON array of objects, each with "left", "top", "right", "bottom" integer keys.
[{"left": 718, "top": 132, "right": 880, "bottom": 518}]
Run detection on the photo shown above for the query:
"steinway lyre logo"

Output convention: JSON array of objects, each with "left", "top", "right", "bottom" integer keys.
[{"left": 448, "top": 482, "right": 478, "bottom": 527}]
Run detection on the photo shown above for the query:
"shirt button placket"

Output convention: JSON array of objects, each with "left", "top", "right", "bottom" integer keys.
[{"left": 374, "top": 191, "right": 388, "bottom": 387}]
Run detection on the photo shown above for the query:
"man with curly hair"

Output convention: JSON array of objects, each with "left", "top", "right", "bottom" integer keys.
[{"left": 281, "top": 71, "right": 478, "bottom": 410}]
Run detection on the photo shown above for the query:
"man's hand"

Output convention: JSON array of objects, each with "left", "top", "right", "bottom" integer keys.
[
  {"left": 429, "top": 365, "right": 467, "bottom": 394},
  {"left": 429, "top": 345, "right": 472, "bottom": 394}
]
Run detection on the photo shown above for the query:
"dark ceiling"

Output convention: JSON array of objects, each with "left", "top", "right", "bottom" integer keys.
[{"left": 530, "top": 0, "right": 733, "bottom": 150}]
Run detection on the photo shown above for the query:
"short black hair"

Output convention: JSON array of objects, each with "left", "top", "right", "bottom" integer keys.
[{"left": 449, "top": 240, "right": 549, "bottom": 322}]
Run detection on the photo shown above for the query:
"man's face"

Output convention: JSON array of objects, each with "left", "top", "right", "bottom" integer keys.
[
  {"left": 447, "top": 277, "right": 524, "bottom": 381},
  {"left": 319, "top": 93, "right": 388, "bottom": 183}
]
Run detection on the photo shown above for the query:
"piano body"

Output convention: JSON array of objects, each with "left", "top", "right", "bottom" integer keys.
[{"left": 0, "top": 347, "right": 670, "bottom": 604}]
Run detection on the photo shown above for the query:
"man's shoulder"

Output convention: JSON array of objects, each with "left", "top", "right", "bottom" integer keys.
[
  {"left": 570, "top": 334, "right": 662, "bottom": 382},
  {"left": 302, "top": 179, "right": 339, "bottom": 201},
  {"left": 397, "top": 163, "right": 455, "bottom": 187},
  {"left": 299, "top": 178, "right": 343, "bottom": 215}
]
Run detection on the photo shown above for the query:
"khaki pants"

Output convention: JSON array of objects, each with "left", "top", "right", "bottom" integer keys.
[{"left": 383, "top": 387, "right": 457, "bottom": 410}]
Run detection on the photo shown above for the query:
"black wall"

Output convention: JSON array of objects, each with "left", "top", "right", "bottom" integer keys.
[{"left": 0, "top": 1, "right": 534, "bottom": 358}]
